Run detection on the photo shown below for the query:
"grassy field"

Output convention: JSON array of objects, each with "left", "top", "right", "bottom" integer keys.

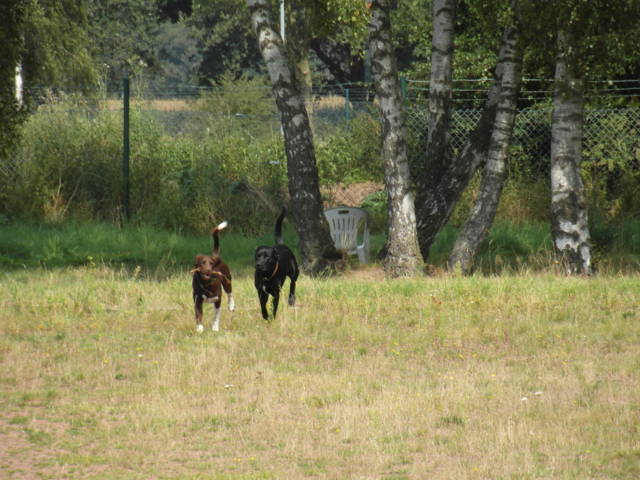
[{"left": 1, "top": 223, "right": 639, "bottom": 479}]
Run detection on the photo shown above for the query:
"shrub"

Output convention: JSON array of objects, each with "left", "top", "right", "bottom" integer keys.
[
  {"left": 195, "top": 72, "right": 275, "bottom": 117},
  {"left": 11, "top": 99, "right": 122, "bottom": 222},
  {"left": 7, "top": 93, "right": 290, "bottom": 234},
  {"left": 360, "top": 189, "right": 387, "bottom": 233},
  {"left": 316, "top": 111, "right": 382, "bottom": 185},
  {"left": 7, "top": 90, "right": 640, "bottom": 242}
]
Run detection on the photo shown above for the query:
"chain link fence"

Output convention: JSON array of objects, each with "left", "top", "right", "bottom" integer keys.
[
  {"left": 116, "top": 96, "right": 640, "bottom": 202},
  {"left": 2, "top": 83, "right": 639, "bottom": 227}
]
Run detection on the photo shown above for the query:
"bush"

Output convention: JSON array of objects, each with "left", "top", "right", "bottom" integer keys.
[
  {"left": 8, "top": 94, "right": 288, "bottom": 234},
  {"left": 10, "top": 99, "right": 122, "bottom": 222},
  {"left": 360, "top": 189, "right": 387, "bottom": 233},
  {"left": 195, "top": 72, "right": 275, "bottom": 117},
  {"left": 6, "top": 91, "right": 640, "bottom": 243},
  {"left": 316, "top": 111, "right": 382, "bottom": 184}
]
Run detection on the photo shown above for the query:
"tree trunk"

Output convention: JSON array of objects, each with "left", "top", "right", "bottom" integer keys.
[
  {"left": 550, "top": 29, "right": 592, "bottom": 275},
  {"left": 368, "top": 0, "right": 422, "bottom": 276},
  {"left": 287, "top": 3, "right": 313, "bottom": 116},
  {"left": 414, "top": 0, "right": 456, "bottom": 262},
  {"left": 247, "top": 0, "right": 339, "bottom": 274},
  {"left": 415, "top": 0, "right": 507, "bottom": 262},
  {"left": 0, "top": 1, "right": 25, "bottom": 172},
  {"left": 448, "top": 23, "right": 522, "bottom": 273},
  {"left": 417, "top": 0, "right": 455, "bottom": 184},
  {"left": 15, "top": 64, "right": 23, "bottom": 106}
]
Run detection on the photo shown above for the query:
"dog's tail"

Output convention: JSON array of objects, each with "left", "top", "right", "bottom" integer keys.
[
  {"left": 211, "top": 221, "right": 228, "bottom": 256},
  {"left": 274, "top": 207, "right": 286, "bottom": 245}
]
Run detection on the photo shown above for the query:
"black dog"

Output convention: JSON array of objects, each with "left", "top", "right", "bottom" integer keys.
[{"left": 254, "top": 208, "right": 299, "bottom": 320}]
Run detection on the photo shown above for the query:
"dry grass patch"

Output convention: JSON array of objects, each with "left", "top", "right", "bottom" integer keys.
[
  {"left": 1, "top": 268, "right": 639, "bottom": 479},
  {"left": 105, "top": 98, "right": 192, "bottom": 111}
]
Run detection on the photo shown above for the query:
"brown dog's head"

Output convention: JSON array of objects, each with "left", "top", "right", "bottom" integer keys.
[{"left": 193, "top": 255, "right": 216, "bottom": 281}]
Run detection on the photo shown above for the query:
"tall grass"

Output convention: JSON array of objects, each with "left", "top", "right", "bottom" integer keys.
[
  {"left": 4, "top": 97, "right": 290, "bottom": 233},
  {"left": 5, "top": 94, "right": 639, "bottom": 237}
]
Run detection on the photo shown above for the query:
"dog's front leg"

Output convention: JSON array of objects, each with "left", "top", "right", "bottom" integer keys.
[
  {"left": 272, "top": 289, "right": 280, "bottom": 319},
  {"left": 212, "top": 299, "right": 222, "bottom": 332},
  {"left": 288, "top": 278, "right": 297, "bottom": 306},
  {"left": 227, "top": 293, "right": 235, "bottom": 312},
  {"left": 258, "top": 290, "right": 270, "bottom": 320},
  {"left": 194, "top": 296, "right": 204, "bottom": 333},
  {"left": 221, "top": 276, "right": 235, "bottom": 312}
]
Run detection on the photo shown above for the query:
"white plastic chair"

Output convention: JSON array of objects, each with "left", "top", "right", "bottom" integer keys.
[{"left": 324, "top": 207, "right": 370, "bottom": 263}]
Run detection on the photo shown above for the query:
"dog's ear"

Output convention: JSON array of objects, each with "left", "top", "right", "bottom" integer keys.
[{"left": 194, "top": 255, "right": 204, "bottom": 268}]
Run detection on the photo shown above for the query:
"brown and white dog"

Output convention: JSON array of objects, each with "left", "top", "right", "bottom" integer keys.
[{"left": 191, "top": 221, "right": 234, "bottom": 332}]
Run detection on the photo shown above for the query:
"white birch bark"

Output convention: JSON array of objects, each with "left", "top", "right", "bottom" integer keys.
[
  {"left": 448, "top": 22, "right": 522, "bottom": 273},
  {"left": 415, "top": 3, "right": 508, "bottom": 262},
  {"left": 414, "top": 0, "right": 458, "bottom": 262},
  {"left": 550, "top": 29, "right": 592, "bottom": 275},
  {"left": 368, "top": 0, "right": 422, "bottom": 276},
  {"left": 421, "top": 0, "right": 455, "bottom": 182},
  {"left": 15, "top": 64, "right": 23, "bottom": 106},
  {"left": 247, "top": 0, "right": 339, "bottom": 274}
]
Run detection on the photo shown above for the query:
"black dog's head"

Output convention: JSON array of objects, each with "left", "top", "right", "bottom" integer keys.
[
  {"left": 254, "top": 246, "right": 278, "bottom": 273},
  {"left": 193, "top": 254, "right": 217, "bottom": 281}
]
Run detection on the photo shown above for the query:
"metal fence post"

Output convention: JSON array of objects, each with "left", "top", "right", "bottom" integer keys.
[
  {"left": 344, "top": 88, "right": 350, "bottom": 123},
  {"left": 400, "top": 76, "right": 408, "bottom": 100},
  {"left": 122, "top": 77, "right": 130, "bottom": 222}
]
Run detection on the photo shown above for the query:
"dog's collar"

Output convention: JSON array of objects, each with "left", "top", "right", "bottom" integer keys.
[{"left": 267, "top": 261, "right": 279, "bottom": 280}]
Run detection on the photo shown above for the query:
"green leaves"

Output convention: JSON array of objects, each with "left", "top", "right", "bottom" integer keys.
[{"left": 22, "top": 0, "right": 96, "bottom": 89}]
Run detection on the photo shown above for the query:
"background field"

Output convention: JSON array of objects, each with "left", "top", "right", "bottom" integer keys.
[{"left": 1, "top": 224, "right": 639, "bottom": 479}]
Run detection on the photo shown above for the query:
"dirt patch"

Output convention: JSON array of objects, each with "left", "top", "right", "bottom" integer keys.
[
  {"left": 341, "top": 265, "right": 385, "bottom": 281},
  {"left": 322, "top": 181, "right": 384, "bottom": 208},
  {"left": 0, "top": 413, "right": 61, "bottom": 479},
  {"left": 0, "top": 412, "right": 107, "bottom": 480}
]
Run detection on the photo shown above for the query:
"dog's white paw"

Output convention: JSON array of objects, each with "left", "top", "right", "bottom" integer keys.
[
  {"left": 196, "top": 324, "right": 204, "bottom": 333},
  {"left": 228, "top": 296, "right": 235, "bottom": 312},
  {"left": 212, "top": 323, "right": 219, "bottom": 332}
]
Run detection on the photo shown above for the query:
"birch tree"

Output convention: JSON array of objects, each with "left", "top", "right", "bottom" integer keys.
[
  {"left": 448, "top": 18, "right": 522, "bottom": 273},
  {"left": 416, "top": 0, "right": 455, "bottom": 196},
  {"left": 549, "top": 28, "right": 591, "bottom": 275},
  {"left": 247, "top": 0, "right": 339, "bottom": 274},
  {"left": 0, "top": 0, "right": 25, "bottom": 171},
  {"left": 286, "top": 2, "right": 313, "bottom": 111},
  {"left": 368, "top": 0, "right": 422, "bottom": 276},
  {"left": 415, "top": 0, "right": 507, "bottom": 263}
]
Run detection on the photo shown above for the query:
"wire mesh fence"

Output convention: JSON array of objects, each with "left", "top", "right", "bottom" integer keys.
[
  {"left": 2, "top": 83, "right": 639, "bottom": 226},
  {"left": 132, "top": 97, "right": 640, "bottom": 206}
]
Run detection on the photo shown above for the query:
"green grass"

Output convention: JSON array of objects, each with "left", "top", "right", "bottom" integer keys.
[
  {"left": 2, "top": 219, "right": 640, "bottom": 274},
  {"left": 0, "top": 221, "right": 299, "bottom": 274}
]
